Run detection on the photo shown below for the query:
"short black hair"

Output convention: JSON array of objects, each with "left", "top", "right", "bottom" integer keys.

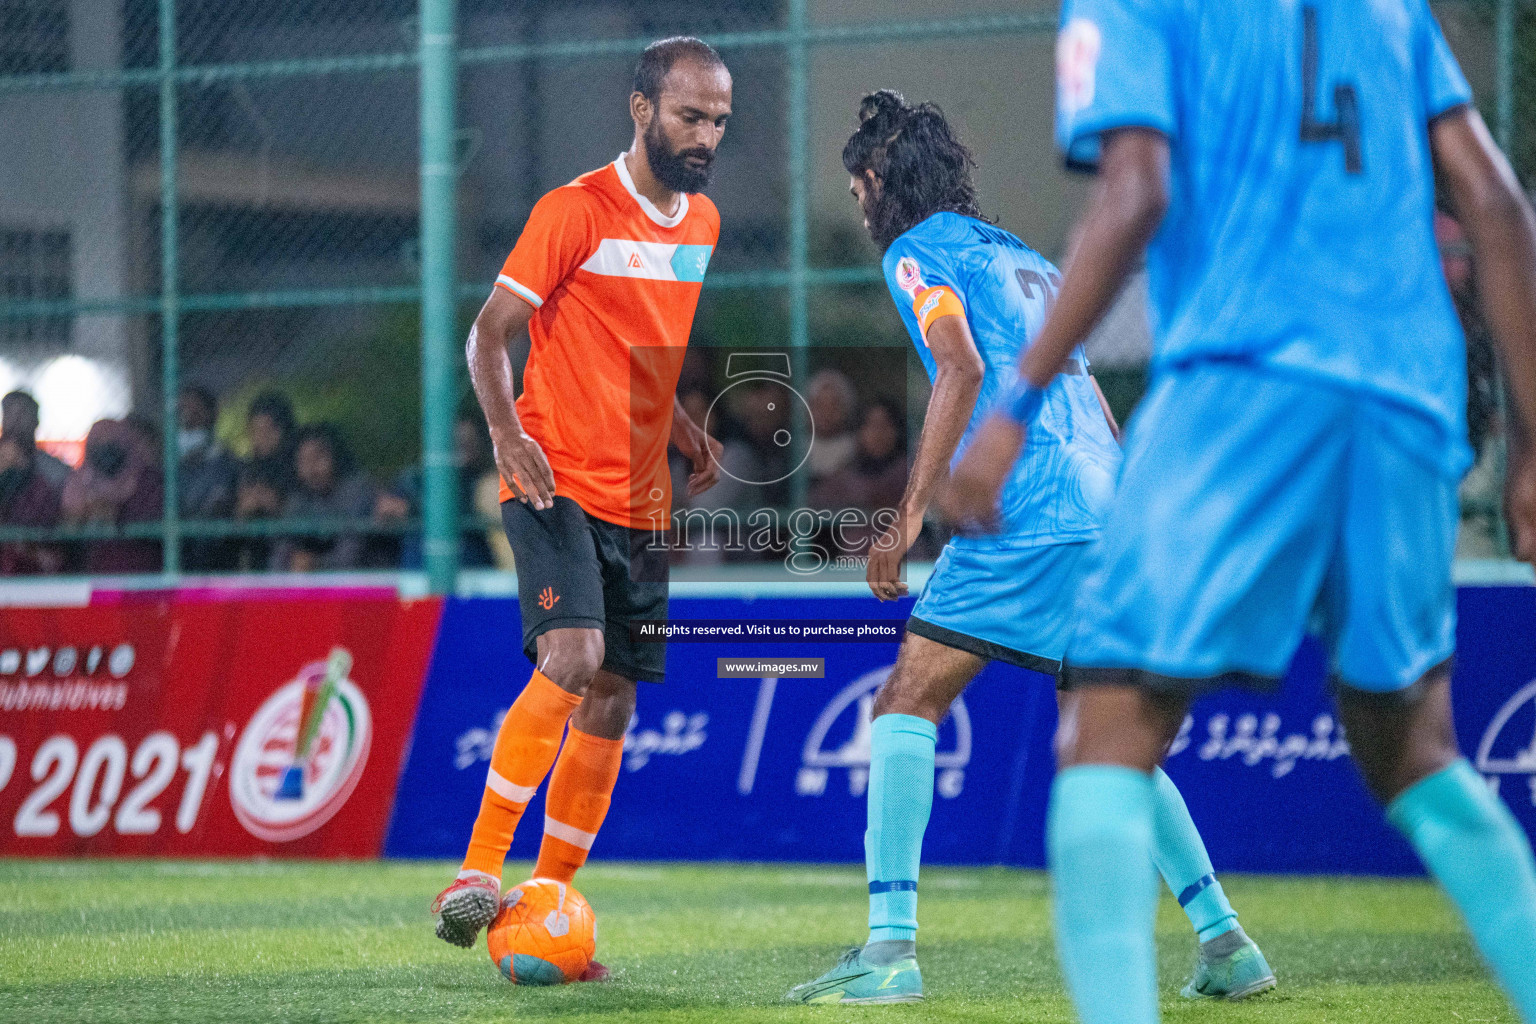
[
  {"left": 247, "top": 389, "right": 296, "bottom": 433},
  {"left": 2, "top": 390, "right": 38, "bottom": 416},
  {"left": 632, "top": 36, "right": 726, "bottom": 103},
  {"left": 294, "top": 421, "right": 356, "bottom": 479},
  {"left": 843, "top": 89, "right": 987, "bottom": 251}
]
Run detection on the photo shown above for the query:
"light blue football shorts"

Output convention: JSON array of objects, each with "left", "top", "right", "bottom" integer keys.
[
  {"left": 1065, "top": 360, "right": 1460, "bottom": 694},
  {"left": 908, "top": 537, "right": 1094, "bottom": 677}
]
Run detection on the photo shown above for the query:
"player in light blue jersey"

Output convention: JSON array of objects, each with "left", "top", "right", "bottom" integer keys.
[
  {"left": 787, "top": 90, "right": 1272, "bottom": 1006},
  {"left": 948, "top": 3, "right": 1536, "bottom": 1022}
]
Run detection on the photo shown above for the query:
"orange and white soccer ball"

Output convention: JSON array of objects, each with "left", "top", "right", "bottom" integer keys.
[{"left": 486, "top": 878, "right": 596, "bottom": 984}]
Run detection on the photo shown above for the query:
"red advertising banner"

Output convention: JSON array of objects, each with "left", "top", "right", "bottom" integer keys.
[{"left": 0, "top": 595, "right": 442, "bottom": 857}]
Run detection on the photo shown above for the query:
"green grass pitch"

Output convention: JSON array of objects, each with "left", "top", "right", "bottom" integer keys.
[{"left": 0, "top": 859, "right": 1516, "bottom": 1023}]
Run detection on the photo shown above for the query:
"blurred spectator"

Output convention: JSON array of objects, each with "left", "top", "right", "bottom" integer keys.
[
  {"left": 230, "top": 460, "right": 287, "bottom": 571},
  {"left": 806, "top": 369, "right": 858, "bottom": 483},
  {"left": 123, "top": 414, "right": 162, "bottom": 468},
  {"left": 1, "top": 390, "right": 71, "bottom": 491},
  {"left": 670, "top": 388, "right": 714, "bottom": 511},
  {"left": 810, "top": 399, "right": 910, "bottom": 557},
  {"left": 271, "top": 423, "right": 376, "bottom": 572},
  {"left": 61, "top": 419, "right": 164, "bottom": 573},
  {"left": 178, "top": 385, "right": 239, "bottom": 570},
  {"left": 0, "top": 433, "right": 63, "bottom": 575},
  {"left": 705, "top": 381, "right": 794, "bottom": 513},
  {"left": 1440, "top": 210, "right": 1503, "bottom": 558},
  {"left": 811, "top": 398, "right": 907, "bottom": 514},
  {"left": 244, "top": 390, "right": 298, "bottom": 496},
  {"left": 476, "top": 469, "right": 514, "bottom": 569},
  {"left": 374, "top": 414, "right": 497, "bottom": 569}
]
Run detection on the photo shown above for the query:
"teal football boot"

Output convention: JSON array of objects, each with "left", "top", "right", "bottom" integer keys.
[
  {"left": 1181, "top": 926, "right": 1277, "bottom": 1000},
  {"left": 785, "top": 947, "right": 924, "bottom": 1004}
]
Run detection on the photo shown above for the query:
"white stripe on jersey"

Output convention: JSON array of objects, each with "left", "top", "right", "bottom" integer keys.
[{"left": 579, "top": 239, "right": 680, "bottom": 282}]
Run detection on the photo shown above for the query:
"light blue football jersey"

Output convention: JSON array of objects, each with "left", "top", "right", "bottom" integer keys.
[
  {"left": 1055, "top": 0, "right": 1475, "bottom": 473},
  {"left": 882, "top": 212, "right": 1122, "bottom": 548}
]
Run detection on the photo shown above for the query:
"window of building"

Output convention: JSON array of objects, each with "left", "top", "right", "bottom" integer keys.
[
  {"left": 0, "top": 228, "right": 73, "bottom": 345},
  {"left": 0, "top": 0, "right": 70, "bottom": 75}
]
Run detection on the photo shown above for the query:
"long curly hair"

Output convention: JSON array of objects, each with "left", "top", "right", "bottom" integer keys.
[{"left": 842, "top": 89, "right": 987, "bottom": 251}]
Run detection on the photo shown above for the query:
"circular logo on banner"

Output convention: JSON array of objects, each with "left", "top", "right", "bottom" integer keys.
[
  {"left": 1476, "top": 677, "right": 1536, "bottom": 807},
  {"left": 229, "top": 659, "right": 372, "bottom": 842}
]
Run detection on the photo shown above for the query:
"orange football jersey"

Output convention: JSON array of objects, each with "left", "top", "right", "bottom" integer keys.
[{"left": 495, "top": 154, "right": 719, "bottom": 530}]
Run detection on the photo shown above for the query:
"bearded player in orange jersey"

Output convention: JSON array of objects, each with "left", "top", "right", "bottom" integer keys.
[{"left": 431, "top": 38, "right": 730, "bottom": 971}]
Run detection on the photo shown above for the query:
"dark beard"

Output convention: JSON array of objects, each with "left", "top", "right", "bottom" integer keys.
[{"left": 645, "top": 120, "right": 714, "bottom": 194}]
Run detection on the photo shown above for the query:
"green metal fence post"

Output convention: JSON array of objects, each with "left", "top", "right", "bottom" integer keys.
[
  {"left": 159, "top": 0, "right": 181, "bottom": 576},
  {"left": 1497, "top": 0, "right": 1515, "bottom": 157},
  {"left": 1494, "top": 0, "right": 1517, "bottom": 555},
  {"left": 420, "top": 0, "right": 460, "bottom": 594},
  {"left": 787, "top": 0, "right": 810, "bottom": 511}
]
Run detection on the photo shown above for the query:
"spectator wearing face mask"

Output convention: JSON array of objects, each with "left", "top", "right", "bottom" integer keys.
[
  {"left": 0, "top": 433, "right": 64, "bottom": 575},
  {"left": 270, "top": 422, "right": 377, "bottom": 572},
  {"left": 177, "top": 385, "right": 239, "bottom": 570},
  {"left": 61, "top": 418, "right": 164, "bottom": 573},
  {"left": 1, "top": 390, "right": 71, "bottom": 491}
]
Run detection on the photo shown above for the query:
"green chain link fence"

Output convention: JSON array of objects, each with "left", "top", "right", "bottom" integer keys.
[{"left": 0, "top": 0, "right": 1525, "bottom": 590}]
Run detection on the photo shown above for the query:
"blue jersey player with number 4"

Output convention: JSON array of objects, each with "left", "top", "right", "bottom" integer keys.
[
  {"left": 947, "top": 2, "right": 1536, "bottom": 1023},
  {"left": 786, "top": 90, "right": 1273, "bottom": 1005}
]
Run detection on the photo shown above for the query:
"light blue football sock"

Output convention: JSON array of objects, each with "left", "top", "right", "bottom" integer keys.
[
  {"left": 865, "top": 713, "right": 937, "bottom": 945},
  {"left": 1389, "top": 759, "right": 1536, "bottom": 1023},
  {"left": 1150, "top": 766, "right": 1238, "bottom": 943},
  {"left": 1049, "top": 765, "right": 1160, "bottom": 1024}
]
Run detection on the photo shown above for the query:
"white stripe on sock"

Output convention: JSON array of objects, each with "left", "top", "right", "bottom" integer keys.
[
  {"left": 544, "top": 815, "right": 597, "bottom": 850},
  {"left": 486, "top": 767, "right": 536, "bottom": 804}
]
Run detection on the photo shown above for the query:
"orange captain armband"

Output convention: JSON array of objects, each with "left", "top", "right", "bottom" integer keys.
[{"left": 912, "top": 285, "right": 965, "bottom": 337}]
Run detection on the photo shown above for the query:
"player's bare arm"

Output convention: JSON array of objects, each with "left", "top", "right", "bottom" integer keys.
[
  {"left": 944, "top": 128, "right": 1168, "bottom": 527},
  {"left": 1019, "top": 128, "right": 1169, "bottom": 386},
  {"left": 1433, "top": 107, "right": 1536, "bottom": 563},
  {"left": 466, "top": 286, "right": 557, "bottom": 510},
  {"left": 1090, "top": 374, "right": 1121, "bottom": 442},
  {"left": 670, "top": 396, "right": 723, "bottom": 498},
  {"left": 867, "top": 312, "right": 984, "bottom": 602}
]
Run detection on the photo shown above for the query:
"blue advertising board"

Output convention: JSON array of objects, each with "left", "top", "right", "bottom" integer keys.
[{"left": 385, "top": 587, "right": 1536, "bottom": 876}]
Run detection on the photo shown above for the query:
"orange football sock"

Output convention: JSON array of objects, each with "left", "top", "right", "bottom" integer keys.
[
  {"left": 461, "top": 670, "right": 583, "bottom": 880},
  {"left": 534, "top": 727, "right": 624, "bottom": 883}
]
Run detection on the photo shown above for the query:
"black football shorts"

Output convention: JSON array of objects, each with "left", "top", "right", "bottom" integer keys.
[{"left": 500, "top": 495, "right": 669, "bottom": 683}]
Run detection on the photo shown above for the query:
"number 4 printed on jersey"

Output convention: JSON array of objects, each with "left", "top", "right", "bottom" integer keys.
[{"left": 1299, "top": 5, "right": 1363, "bottom": 174}]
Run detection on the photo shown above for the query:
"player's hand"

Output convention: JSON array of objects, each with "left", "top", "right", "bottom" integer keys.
[
  {"left": 942, "top": 413, "right": 1025, "bottom": 533},
  {"left": 1506, "top": 443, "right": 1536, "bottom": 564},
  {"left": 866, "top": 510, "right": 921, "bottom": 602},
  {"left": 685, "top": 431, "right": 724, "bottom": 498},
  {"left": 671, "top": 410, "right": 723, "bottom": 498},
  {"left": 492, "top": 428, "right": 556, "bottom": 510}
]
